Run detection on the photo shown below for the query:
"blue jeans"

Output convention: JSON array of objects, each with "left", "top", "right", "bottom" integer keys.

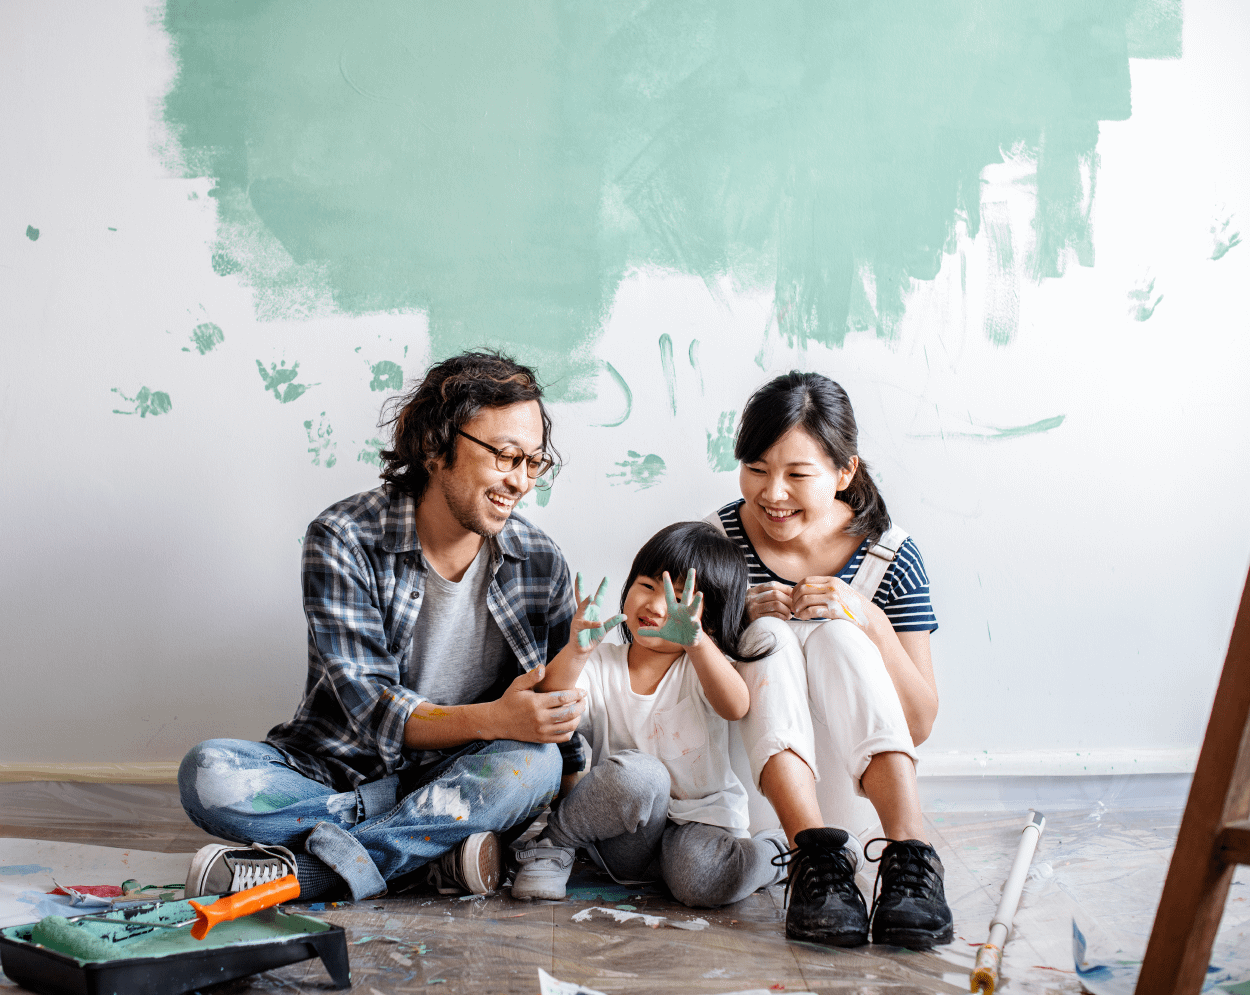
[{"left": 179, "top": 738, "right": 561, "bottom": 900}]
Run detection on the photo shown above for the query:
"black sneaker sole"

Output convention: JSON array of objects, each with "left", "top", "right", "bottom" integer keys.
[
  {"left": 786, "top": 921, "right": 869, "bottom": 948},
  {"left": 872, "top": 923, "right": 955, "bottom": 949}
]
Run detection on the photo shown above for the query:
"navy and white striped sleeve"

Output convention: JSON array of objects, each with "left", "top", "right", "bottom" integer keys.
[{"left": 875, "top": 537, "right": 938, "bottom": 633}]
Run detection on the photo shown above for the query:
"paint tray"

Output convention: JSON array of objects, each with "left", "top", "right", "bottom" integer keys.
[{"left": 0, "top": 898, "right": 349, "bottom": 995}]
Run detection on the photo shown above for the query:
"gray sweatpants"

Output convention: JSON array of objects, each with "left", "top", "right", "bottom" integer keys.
[{"left": 543, "top": 750, "right": 784, "bottom": 908}]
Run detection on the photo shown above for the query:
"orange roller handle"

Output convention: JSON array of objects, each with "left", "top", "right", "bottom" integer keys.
[{"left": 189, "top": 874, "right": 300, "bottom": 940}]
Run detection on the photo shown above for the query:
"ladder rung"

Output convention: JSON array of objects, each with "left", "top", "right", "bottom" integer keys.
[{"left": 1216, "top": 821, "right": 1250, "bottom": 866}]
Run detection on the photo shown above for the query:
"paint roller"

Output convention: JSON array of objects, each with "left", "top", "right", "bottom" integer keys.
[
  {"left": 970, "top": 810, "right": 1046, "bottom": 995},
  {"left": 32, "top": 874, "right": 301, "bottom": 961}
]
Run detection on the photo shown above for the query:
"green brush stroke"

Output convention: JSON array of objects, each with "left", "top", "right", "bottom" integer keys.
[
  {"left": 111, "top": 387, "right": 172, "bottom": 418},
  {"left": 594, "top": 362, "right": 632, "bottom": 428},
  {"left": 25, "top": 225, "right": 39, "bottom": 242},
  {"left": 369, "top": 360, "right": 404, "bottom": 392},
  {"left": 1211, "top": 215, "right": 1241, "bottom": 261},
  {"left": 982, "top": 202, "right": 1019, "bottom": 346},
  {"left": 658, "top": 334, "right": 676, "bottom": 416},
  {"left": 162, "top": 2, "right": 1177, "bottom": 369},
  {"left": 918, "top": 414, "right": 1066, "bottom": 441},
  {"left": 188, "top": 322, "right": 224, "bottom": 355},
  {"left": 706, "top": 410, "right": 737, "bottom": 472},
  {"left": 608, "top": 451, "right": 666, "bottom": 490},
  {"left": 257, "top": 359, "right": 314, "bottom": 403},
  {"left": 688, "top": 339, "right": 704, "bottom": 394}
]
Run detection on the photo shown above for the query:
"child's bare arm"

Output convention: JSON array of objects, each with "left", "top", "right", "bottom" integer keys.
[{"left": 534, "top": 573, "right": 625, "bottom": 692}]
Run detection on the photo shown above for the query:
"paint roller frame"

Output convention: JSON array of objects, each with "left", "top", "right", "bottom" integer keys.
[{"left": 0, "top": 899, "right": 350, "bottom": 995}]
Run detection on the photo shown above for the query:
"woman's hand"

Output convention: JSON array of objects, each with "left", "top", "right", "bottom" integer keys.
[
  {"left": 573, "top": 573, "right": 626, "bottom": 651},
  {"left": 791, "top": 576, "right": 871, "bottom": 628},
  {"left": 745, "top": 581, "right": 795, "bottom": 622}
]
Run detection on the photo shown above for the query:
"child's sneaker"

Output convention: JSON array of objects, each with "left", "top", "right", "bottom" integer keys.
[
  {"left": 426, "top": 832, "right": 501, "bottom": 895},
  {"left": 185, "top": 842, "right": 298, "bottom": 899},
  {"left": 779, "top": 827, "right": 869, "bottom": 947},
  {"left": 867, "top": 838, "right": 954, "bottom": 949},
  {"left": 754, "top": 828, "right": 790, "bottom": 889},
  {"left": 511, "top": 838, "right": 575, "bottom": 899}
]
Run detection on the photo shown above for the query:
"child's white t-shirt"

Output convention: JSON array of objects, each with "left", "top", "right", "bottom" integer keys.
[{"left": 575, "top": 642, "right": 750, "bottom": 835}]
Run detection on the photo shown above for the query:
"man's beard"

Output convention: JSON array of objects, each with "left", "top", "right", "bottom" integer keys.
[{"left": 439, "top": 476, "right": 519, "bottom": 538}]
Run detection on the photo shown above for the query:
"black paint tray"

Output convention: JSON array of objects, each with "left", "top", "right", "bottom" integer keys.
[{"left": 0, "top": 898, "right": 350, "bottom": 995}]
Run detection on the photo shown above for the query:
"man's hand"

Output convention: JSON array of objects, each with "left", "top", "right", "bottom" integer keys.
[
  {"left": 484, "top": 665, "right": 587, "bottom": 743},
  {"left": 574, "top": 573, "right": 626, "bottom": 650},
  {"left": 745, "top": 581, "right": 794, "bottom": 622}
]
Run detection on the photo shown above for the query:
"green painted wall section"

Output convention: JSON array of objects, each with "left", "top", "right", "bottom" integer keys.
[{"left": 163, "top": 1, "right": 1180, "bottom": 398}]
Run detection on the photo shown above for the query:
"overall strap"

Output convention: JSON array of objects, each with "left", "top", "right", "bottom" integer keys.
[{"left": 849, "top": 525, "right": 909, "bottom": 598}]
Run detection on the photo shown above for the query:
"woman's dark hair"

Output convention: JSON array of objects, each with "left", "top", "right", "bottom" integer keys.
[
  {"left": 734, "top": 371, "right": 890, "bottom": 545},
  {"left": 378, "top": 350, "right": 559, "bottom": 499},
  {"left": 620, "top": 522, "right": 771, "bottom": 662}
]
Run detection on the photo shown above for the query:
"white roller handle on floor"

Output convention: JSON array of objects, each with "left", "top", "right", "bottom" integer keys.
[{"left": 970, "top": 810, "right": 1046, "bottom": 994}]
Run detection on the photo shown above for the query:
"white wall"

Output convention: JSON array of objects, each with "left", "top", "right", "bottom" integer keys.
[{"left": 2, "top": 0, "right": 1248, "bottom": 774}]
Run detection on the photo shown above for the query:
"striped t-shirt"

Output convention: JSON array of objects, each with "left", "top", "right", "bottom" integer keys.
[{"left": 713, "top": 500, "right": 938, "bottom": 633}]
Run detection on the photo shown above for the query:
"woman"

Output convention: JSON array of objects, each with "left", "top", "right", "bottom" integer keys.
[{"left": 706, "top": 371, "right": 952, "bottom": 950}]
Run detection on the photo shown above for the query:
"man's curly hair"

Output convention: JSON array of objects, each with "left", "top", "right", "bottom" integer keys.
[{"left": 378, "top": 351, "right": 558, "bottom": 499}]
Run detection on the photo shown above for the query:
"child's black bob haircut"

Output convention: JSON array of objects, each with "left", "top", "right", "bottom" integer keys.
[{"left": 619, "top": 521, "right": 771, "bottom": 662}]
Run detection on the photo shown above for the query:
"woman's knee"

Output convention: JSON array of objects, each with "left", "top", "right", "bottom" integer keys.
[{"left": 804, "top": 619, "right": 879, "bottom": 669}]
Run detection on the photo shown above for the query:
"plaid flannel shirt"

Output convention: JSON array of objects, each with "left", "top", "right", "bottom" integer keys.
[{"left": 266, "top": 485, "right": 577, "bottom": 791}]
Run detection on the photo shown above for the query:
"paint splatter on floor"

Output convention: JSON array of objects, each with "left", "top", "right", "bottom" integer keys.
[
  {"left": 257, "top": 359, "right": 315, "bottom": 403},
  {"left": 304, "top": 412, "right": 337, "bottom": 467},
  {"left": 185, "top": 322, "right": 224, "bottom": 355},
  {"left": 1127, "top": 275, "right": 1164, "bottom": 321},
  {"left": 706, "top": 411, "right": 737, "bottom": 472},
  {"left": 111, "top": 387, "right": 172, "bottom": 418},
  {"left": 608, "top": 451, "right": 666, "bottom": 490}
]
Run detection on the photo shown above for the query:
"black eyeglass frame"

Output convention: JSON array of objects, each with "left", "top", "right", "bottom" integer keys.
[{"left": 456, "top": 429, "right": 558, "bottom": 487}]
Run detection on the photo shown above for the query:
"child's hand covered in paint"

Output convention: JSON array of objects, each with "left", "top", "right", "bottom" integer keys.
[
  {"left": 791, "top": 576, "right": 869, "bottom": 628},
  {"left": 637, "top": 569, "right": 704, "bottom": 647},
  {"left": 745, "top": 581, "right": 794, "bottom": 622},
  {"left": 574, "top": 573, "right": 627, "bottom": 651}
]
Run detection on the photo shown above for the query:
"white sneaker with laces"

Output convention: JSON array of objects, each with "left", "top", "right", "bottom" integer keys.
[
  {"left": 185, "top": 842, "right": 298, "bottom": 899},
  {"left": 511, "top": 838, "right": 575, "bottom": 900},
  {"left": 426, "top": 832, "right": 501, "bottom": 895}
]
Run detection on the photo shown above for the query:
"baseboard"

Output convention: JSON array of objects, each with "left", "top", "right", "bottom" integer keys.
[
  {"left": 0, "top": 763, "right": 181, "bottom": 784},
  {"left": 915, "top": 747, "right": 1198, "bottom": 778}
]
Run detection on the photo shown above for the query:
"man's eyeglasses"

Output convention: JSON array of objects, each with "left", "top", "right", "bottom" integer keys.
[{"left": 457, "top": 430, "right": 558, "bottom": 487}]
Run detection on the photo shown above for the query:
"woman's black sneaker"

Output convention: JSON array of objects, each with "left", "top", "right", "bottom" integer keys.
[
  {"left": 778, "top": 827, "right": 869, "bottom": 947},
  {"left": 866, "top": 838, "right": 954, "bottom": 949}
]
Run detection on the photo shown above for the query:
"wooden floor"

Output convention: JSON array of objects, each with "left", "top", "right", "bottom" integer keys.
[{"left": 1, "top": 781, "right": 1246, "bottom": 995}]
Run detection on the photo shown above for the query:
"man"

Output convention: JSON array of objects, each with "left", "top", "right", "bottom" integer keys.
[{"left": 178, "top": 351, "right": 584, "bottom": 901}]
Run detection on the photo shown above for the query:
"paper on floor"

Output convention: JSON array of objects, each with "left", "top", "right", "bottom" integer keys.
[{"left": 0, "top": 838, "right": 191, "bottom": 928}]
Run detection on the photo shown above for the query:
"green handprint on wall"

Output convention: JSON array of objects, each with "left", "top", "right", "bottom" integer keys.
[
  {"left": 576, "top": 573, "right": 626, "bottom": 649},
  {"left": 638, "top": 569, "right": 704, "bottom": 647}
]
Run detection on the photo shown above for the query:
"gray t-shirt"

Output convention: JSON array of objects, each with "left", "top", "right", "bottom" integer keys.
[{"left": 407, "top": 542, "right": 508, "bottom": 707}]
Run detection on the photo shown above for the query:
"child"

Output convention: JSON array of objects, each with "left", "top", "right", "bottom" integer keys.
[{"left": 511, "top": 521, "right": 787, "bottom": 907}]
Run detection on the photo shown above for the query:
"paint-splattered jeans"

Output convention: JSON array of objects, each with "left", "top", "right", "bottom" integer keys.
[{"left": 179, "top": 738, "right": 561, "bottom": 900}]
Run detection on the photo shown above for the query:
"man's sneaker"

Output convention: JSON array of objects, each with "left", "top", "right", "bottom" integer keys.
[
  {"left": 511, "top": 839, "right": 575, "bottom": 900},
  {"left": 185, "top": 842, "right": 298, "bottom": 899},
  {"left": 866, "top": 838, "right": 954, "bottom": 949},
  {"left": 426, "top": 831, "right": 501, "bottom": 895},
  {"left": 777, "top": 827, "right": 869, "bottom": 947}
]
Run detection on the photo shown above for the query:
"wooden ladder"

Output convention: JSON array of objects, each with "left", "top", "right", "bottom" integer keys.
[{"left": 1137, "top": 565, "right": 1250, "bottom": 995}]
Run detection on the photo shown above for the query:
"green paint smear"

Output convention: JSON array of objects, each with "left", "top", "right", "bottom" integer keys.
[
  {"left": 304, "top": 412, "right": 337, "bottom": 467},
  {"left": 1211, "top": 215, "right": 1241, "bottom": 261},
  {"left": 594, "top": 361, "right": 632, "bottom": 428},
  {"left": 190, "top": 322, "right": 224, "bottom": 354},
  {"left": 608, "top": 450, "right": 666, "bottom": 490},
  {"left": 919, "top": 414, "right": 1066, "bottom": 441},
  {"left": 357, "top": 436, "right": 386, "bottom": 466},
  {"left": 706, "top": 410, "right": 738, "bottom": 472},
  {"left": 25, "top": 225, "right": 39, "bottom": 241},
  {"left": 111, "top": 387, "right": 172, "bottom": 418},
  {"left": 257, "top": 359, "right": 314, "bottom": 403},
  {"left": 252, "top": 791, "right": 299, "bottom": 812},
  {"left": 369, "top": 360, "right": 403, "bottom": 392},
  {"left": 657, "top": 334, "right": 676, "bottom": 414},
  {"left": 162, "top": 2, "right": 1178, "bottom": 379}
]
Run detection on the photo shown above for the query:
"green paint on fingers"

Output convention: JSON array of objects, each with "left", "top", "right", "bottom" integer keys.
[{"left": 111, "top": 387, "right": 172, "bottom": 418}]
